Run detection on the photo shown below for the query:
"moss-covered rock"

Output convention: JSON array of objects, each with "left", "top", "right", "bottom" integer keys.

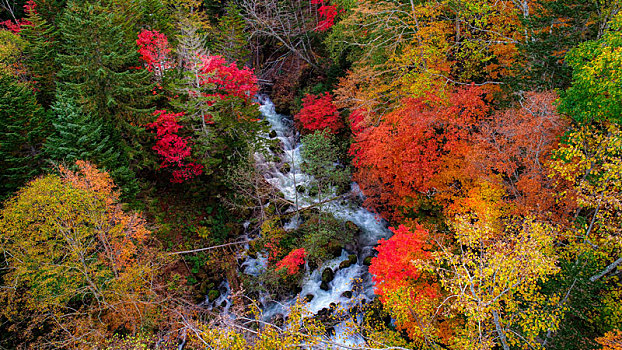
[
  {"left": 322, "top": 267, "right": 334, "bottom": 285},
  {"left": 208, "top": 289, "right": 220, "bottom": 302}
]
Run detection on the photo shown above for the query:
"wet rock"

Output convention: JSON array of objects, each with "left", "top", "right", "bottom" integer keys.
[
  {"left": 199, "top": 280, "right": 216, "bottom": 296},
  {"left": 317, "top": 307, "right": 330, "bottom": 317},
  {"left": 363, "top": 256, "right": 373, "bottom": 266},
  {"left": 296, "top": 185, "right": 306, "bottom": 193},
  {"left": 320, "top": 281, "right": 330, "bottom": 291},
  {"left": 281, "top": 162, "right": 290, "bottom": 173},
  {"left": 269, "top": 130, "right": 277, "bottom": 138},
  {"left": 339, "top": 254, "right": 358, "bottom": 269},
  {"left": 341, "top": 291, "right": 353, "bottom": 299},
  {"left": 220, "top": 300, "right": 228, "bottom": 308},
  {"left": 304, "top": 294, "right": 314, "bottom": 302},
  {"left": 328, "top": 241, "right": 342, "bottom": 258},
  {"left": 208, "top": 289, "right": 220, "bottom": 302},
  {"left": 344, "top": 242, "right": 357, "bottom": 254},
  {"left": 322, "top": 267, "right": 335, "bottom": 284}
]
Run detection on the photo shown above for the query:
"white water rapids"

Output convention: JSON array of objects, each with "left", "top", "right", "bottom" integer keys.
[{"left": 215, "top": 96, "right": 395, "bottom": 347}]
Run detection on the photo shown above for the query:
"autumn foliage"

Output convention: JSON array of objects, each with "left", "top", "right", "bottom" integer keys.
[
  {"left": 0, "top": 161, "right": 161, "bottom": 347},
  {"left": 295, "top": 92, "right": 343, "bottom": 133},
  {"left": 276, "top": 248, "right": 307, "bottom": 275},
  {"left": 136, "top": 29, "right": 171, "bottom": 73},
  {"left": 311, "top": 0, "right": 340, "bottom": 32},
  {"left": 369, "top": 224, "right": 440, "bottom": 341},
  {"left": 198, "top": 55, "right": 258, "bottom": 103},
  {"left": 350, "top": 86, "right": 488, "bottom": 220},
  {"left": 147, "top": 110, "right": 203, "bottom": 183}
]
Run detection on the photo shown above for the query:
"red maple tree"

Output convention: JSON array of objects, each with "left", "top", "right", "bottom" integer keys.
[
  {"left": 295, "top": 92, "right": 343, "bottom": 133},
  {"left": 136, "top": 29, "right": 172, "bottom": 74},
  {"left": 349, "top": 86, "right": 488, "bottom": 220},
  {"left": 276, "top": 248, "right": 306, "bottom": 275},
  {"left": 146, "top": 110, "right": 203, "bottom": 183}
]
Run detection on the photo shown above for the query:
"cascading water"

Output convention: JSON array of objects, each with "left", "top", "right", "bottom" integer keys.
[{"left": 236, "top": 96, "right": 395, "bottom": 346}]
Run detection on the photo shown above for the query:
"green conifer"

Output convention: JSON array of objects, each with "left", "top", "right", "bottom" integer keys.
[
  {"left": 45, "top": 92, "right": 138, "bottom": 196},
  {"left": 56, "top": 0, "right": 154, "bottom": 130},
  {"left": 0, "top": 74, "right": 50, "bottom": 200}
]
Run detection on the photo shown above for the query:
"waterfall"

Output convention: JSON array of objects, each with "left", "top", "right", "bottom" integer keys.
[{"left": 234, "top": 96, "right": 395, "bottom": 346}]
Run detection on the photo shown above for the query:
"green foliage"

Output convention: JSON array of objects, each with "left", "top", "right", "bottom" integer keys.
[
  {"left": 297, "top": 213, "right": 349, "bottom": 265},
  {"left": 21, "top": 4, "right": 60, "bottom": 107},
  {"left": 558, "top": 13, "right": 622, "bottom": 125},
  {"left": 0, "top": 74, "right": 49, "bottom": 201},
  {"left": 514, "top": 0, "right": 613, "bottom": 91},
  {"left": 0, "top": 30, "right": 26, "bottom": 79},
  {"left": 212, "top": 3, "right": 250, "bottom": 64},
  {"left": 56, "top": 0, "right": 154, "bottom": 128},
  {"left": 301, "top": 129, "right": 350, "bottom": 195},
  {"left": 45, "top": 92, "right": 138, "bottom": 196}
]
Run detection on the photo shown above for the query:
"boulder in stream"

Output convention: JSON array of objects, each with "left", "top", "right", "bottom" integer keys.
[
  {"left": 269, "top": 130, "right": 277, "bottom": 138},
  {"left": 339, "top": 254, "right": 358, "bottom": 270},
  {"left": 322, "top": 267, "right": 334, "bottom": 284},
  {"left": 208, "top": 289, "right": 220, "bottom": 302},
  {"left": 281, "top": 162, "right": 290, "bottom": 173}
]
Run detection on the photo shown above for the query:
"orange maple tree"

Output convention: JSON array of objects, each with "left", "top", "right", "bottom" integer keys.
[{"left": 350, "top": 86, "right": 488, "bottom": 220}]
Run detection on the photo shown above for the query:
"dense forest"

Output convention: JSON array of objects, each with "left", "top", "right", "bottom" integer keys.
[{"left": 1, "top": 0, "right": 622, "bottom": 349}]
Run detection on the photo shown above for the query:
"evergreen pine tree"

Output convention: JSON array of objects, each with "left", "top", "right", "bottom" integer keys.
[
  {"left": 45, "top": 92, "right": 138, "bottom": 195},
  {"left": 212, "top": 3, "right": 250, "bottom": 64},
  {"left": 21, "top": 4, "right": 60, "bottom": 107},
  {"left": 56, "top": 0, "right": 154, "bottom": 130},
  {"left": 0, "top": 74, "right": 50, "bottom": 200}
]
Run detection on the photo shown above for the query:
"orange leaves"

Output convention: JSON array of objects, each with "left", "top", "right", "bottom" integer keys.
[
  {"left": 350, "top": 86, "right": 488, "bottom": 220},
  {"left": 598, "top": 330, "right": 622, "bottom": 350},
  {"left": 59, "top": 160, "right": 149, "bottom": 270},
  {"left": 276, "top": 248, "right": 306, "bottom": 275},
  {"left": 370, "top": 225, "right": 435, "bottom": 296}
]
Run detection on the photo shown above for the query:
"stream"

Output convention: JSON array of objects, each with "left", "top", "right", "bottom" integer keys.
[{"left": 212, "top": 96, "right": 394, "bottom": 347}]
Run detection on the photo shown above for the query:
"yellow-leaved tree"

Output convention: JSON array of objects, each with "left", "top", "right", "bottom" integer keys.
[{"left": 0, "top": 161, "right": 164, "bottom": 348}]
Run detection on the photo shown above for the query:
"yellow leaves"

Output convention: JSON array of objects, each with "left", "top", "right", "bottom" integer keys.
[
  {"left": 0, "top": 161, "right": 161, "bottom": 347},
  {"left": 435, "top": 208, "right": 561, "bottom": 348}
]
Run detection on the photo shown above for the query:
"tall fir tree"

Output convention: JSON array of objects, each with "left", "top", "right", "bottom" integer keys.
[
  {"left": 212, "top": 3, "right": 250, "bottom": 65},
  {"left": 21, "top": 3, "right": 60, "bottom": 107},
  {"left": 56, "top": 0, "right": 154, "bottom": 130},
  {"left": 0, "top": 74, "right": 49, "bottom": 201},
  {"left": 45, "top": 92, "right": 138, "bottom": 195}
]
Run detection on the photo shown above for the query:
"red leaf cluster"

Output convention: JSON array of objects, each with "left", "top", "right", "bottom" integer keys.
[
  {"left": 136, "top": 29, "right": 171, "bottom": 73},
  {"left": 146, "top": 110, "right": 203, "bottom": 183},
  {"left": 370, "top": 225, "right": 434, "bottom": 295},
  {"left": 276, "top": 248, "right": 306, "bottom": 275},
  {"left": 311, "top": 0, "right": 340, "bottom": 32},
  {"left": 197, "top": 55, "right": 258, "bottom": 103},
  {"left": 0, "top": 1, "right": 34, "bottom": 33},
  {"left": 295, "top": 92, "right": 343, "bottom": 133}
]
